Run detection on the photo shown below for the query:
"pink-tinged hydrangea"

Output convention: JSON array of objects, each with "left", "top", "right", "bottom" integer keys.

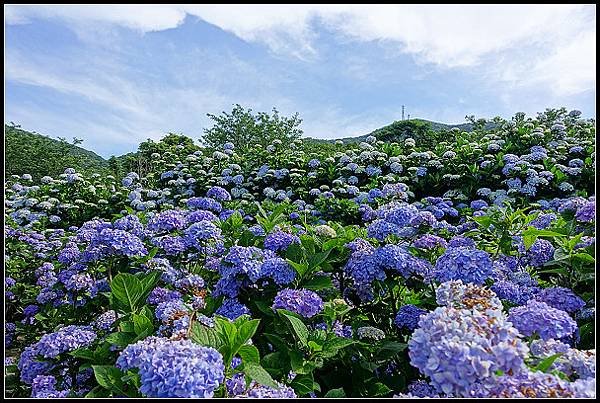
[
  {"left": 117, "top": 337, "right": 224, "bottom": 397},
  {"left": 408, "top": 303, "right": 528, "bottom": 397},
  {"left": 434, "top": 247, "right": 493, "bottom": 285},
  {"left": 534, "top": 286, "right": 585, "bottom": 314},
  {"left": 272, "top": 288, "right": 323, "bottom": 318},
  {"left": 508, "top": 300, "right": 577, "bottom": 340},
  {"left": 471, "top": 371, "right": 593, "bottom": 398}
]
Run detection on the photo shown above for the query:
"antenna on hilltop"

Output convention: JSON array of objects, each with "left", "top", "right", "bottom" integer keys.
[
  {"left": 402, "top": 105, "right": 405, "bottom": 121},
  {"left": 407, "top": 114, "right": 410, "bottom": 120}
]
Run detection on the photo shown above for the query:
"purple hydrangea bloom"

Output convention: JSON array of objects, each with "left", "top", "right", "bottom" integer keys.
[
  {"left": 216, "top": 299, "right": 251, "bottom": 320},
  {"left": 187, "top": 197, "right": 222, "bottom": 213},
  {"left": 174, "top": 274, "right": 205, "bottom": 291},
  {"left": 575, "top": 200, "right": 595, "bottom": 223},
  {"left": 206, "top": 186, "right": 231, "bottom": 201},
  {"left": 260, "top": 257, "right": 296, "bottom": 285},
  {"left": 147, "top": 210, "right": 187, "bottom": 233},
  {"left": 491, "top": 280, "right": 538, "bottom": 306},
  {"left": 35, "top": 325, "right": 97, "bottom": 358},
  {"left": 94, "top": 310, "right": 117, "bottom": 331},
  {"left": 155, "top": 299, "right": 188, "bottom": 323},
  {"left": 273, "top": 288, "right": 324, "bottom": 318},
  {"left": 534, "top": 287, "right": 585, "bottom": 314},
  {"left": 147, "top": 287, "right": 182, "bottom": 305},
  {"left": 434, "top": 247, "right": 493, "bottom": 285},
  {"left": 527, "top": 239, "right": 555, "bottom": 267},
  {"left": 473, "top": 371, "right": 590, "bottom": 398},
  {"left": 242, "top": 381, "right": 297, "bottom": 398},
  {"left": 447, "top": 236, "right": 476, "bottom": 248},
  {"left": 412, "top": 234, "right": 448, "bottom": 250},
  {"left": 117, "top": 337, "right": 224, "bottom": 398},
  {"left": 409, "top": 286, "right": 528, "bottom": 397},
  {"left": 508, "top": 300, "right": 578, "bottom": 340},
  {"left": 31, "top": 375, "right": 69, "bottom": 398},
  {"left": 395, "top": 305, "right": 427, "bottom": 331},
  {"left": 264, "top": 231, "right": 300, "bottom": 252}
]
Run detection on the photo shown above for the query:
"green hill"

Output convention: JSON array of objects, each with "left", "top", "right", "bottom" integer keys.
[{"left": 5, "top": 124, "right": 109, "bottom": 180}]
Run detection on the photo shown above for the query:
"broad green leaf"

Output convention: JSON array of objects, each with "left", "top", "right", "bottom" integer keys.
[
  {"left": 303, "top": 275, "right": 333, "bottom": 291},
  {"left": 238, "top": 345, "right": 260, "bottom": 364},
  {"left": 290, "top": 373, "right": 314, "bottom": 396},
  {"left": 243, "top": 362, "right": 279, "bottom": 389},
  {"left": 92, "top": 365, "right": 128, "bottom": 396},
  {"left": 280, "top": 311, "right": 309, "bottom": 346},
  {"left": 132, "top": 313, "right": 154, "bottom": 336},
  {"left": 534, "top": 353, "right": 562, "bottom": 373},
  {"left": 236, "top": 319, "right": 260, "bottom": 346},
  {"left": 110, "top": 273, "right": 142, "bottom": 313},
  {"left": 190, "top": 323, "right": 222, "bottom": 350},
  {"left": 325, "top": 387, "right": 346, "bottom": 398}
]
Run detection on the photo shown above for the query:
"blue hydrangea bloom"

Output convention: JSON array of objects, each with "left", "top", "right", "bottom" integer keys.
[
  {"left": 534, "top": 286, "right": 585, "bottom": 314},
  {"left": 508, "top": 300, "right": 578, "bottom": 340},
  {"left": 216, "top": 299, "right": 251, "bottom": 320},
  {"left": 395, "top": 305, "right": 427, "bottom": 331},
  {"left": 272, "top": 288, "right": 324, "bottom": 318},
  {"left": 434, "top": 247, "right": 493, "bottom": 285}
]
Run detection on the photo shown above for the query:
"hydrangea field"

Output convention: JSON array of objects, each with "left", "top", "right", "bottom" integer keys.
[{"left": 4, "top": 108, "right": 596, "bottom": 398}]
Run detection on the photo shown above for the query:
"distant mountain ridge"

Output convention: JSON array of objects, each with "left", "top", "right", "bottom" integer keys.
[
  {"left": 5, "top": 117, "right": 496, "bottom": 179},
  {"left": 306, "top": 118, "right": 497, "bottom": 144},
  {"left": 5, "top": 124, "right": 109, "bottom": 180}
]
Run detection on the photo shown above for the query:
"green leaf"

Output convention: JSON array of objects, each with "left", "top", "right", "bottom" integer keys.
[
  {"left": 92, "top": 365, "right": 127, "bottom": 396},
  {"left": 534, "top": 353, "right": 563, "bottom": 373},
  {"left": 105, "top": 332, "right": 135, "bottom": 347},
  {"left": 110, "top": 273, "right": 142, "bottom": 313},
  {"left": 236, "top": 319, "right": 260, "bottom": 346},
  {"left": 190, "top": 323, "right": 222, "bottom": 350},
  {"left": 242, "top": 362, "right": 279, "bottom": 389},
  {"left": 290, "top": 373, "right": 315, "bottom": 396},
  {"left": 69, "top": 348, "right": 96, "bottom": 361},
  {"left": 132, "top": 313, "right": 154, "bottom": 336},
  {"left": 367, "top": 382, "right": 393, "bottom": 397},
  {"left": 138, "top": 271, "right": 161, "bottom": 302},
  {"left": 308, "top": 249, "right": 332, "bottom": 270},
  {"left": 325, "top": 387, "right": 346, "bottom": 398},
  {"left": 573, "top": 253, "right": 595, "bottom": 263},
  {"left": 280, "top": 311, "right": 309, "bottom": 346},
  {"left": 303, "top": 276, "right": 333, "bottom": 290},
  {"left": 238, "top": 345, "right": 260, "bottom": 364},
  {"left": 287, "top": 259, "right": 309, "bottom": 277},
  {"left": 375, "top": 341, "right": 407, "bottom": 360}
]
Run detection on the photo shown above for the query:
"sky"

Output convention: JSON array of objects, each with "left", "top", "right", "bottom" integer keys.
[{"left": 4, "top": 4, "right": 596, "bottom": 158}]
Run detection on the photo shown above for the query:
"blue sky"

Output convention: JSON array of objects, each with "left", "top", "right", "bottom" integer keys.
[{"left": 5, "top": 5, "right": 596, "bottom": 158}]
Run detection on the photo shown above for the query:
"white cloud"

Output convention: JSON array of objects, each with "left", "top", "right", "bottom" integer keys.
[{"left": 5, "top": 4, "right": 595, "bottom": 95}]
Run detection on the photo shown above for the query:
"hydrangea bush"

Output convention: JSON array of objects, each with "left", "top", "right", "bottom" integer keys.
[{"left": 4, "top": 108, "right": 595, "bottom": 398}]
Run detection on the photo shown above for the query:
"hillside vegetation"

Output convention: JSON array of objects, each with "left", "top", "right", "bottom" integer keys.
[{"left": 5, "top": 124, "right": 108, "bottom": 180}]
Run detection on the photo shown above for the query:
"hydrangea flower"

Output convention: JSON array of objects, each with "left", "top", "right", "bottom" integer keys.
[
  {"left": 117, "top": 337, "right": 224, "bottom": 398},
  {"left": 272, "top": 288, "right": 323, "bottom": 318},
  {"left": 409, "top": 295, "right": 528, "bottom": 396},
  {"left": 394, "top": 305, "right": 427, "bottom": 331},
  {"left": 216, "top": 299, "right": 251, "bottom": 320},
  {"left": 264, "top": 231, "right": 300, "bottom": 252},
  {"left": 527, "top": 239, "right": 555, "bottom": 267},
  {"left": 508, "top": 300, "right": 578, "bottom": 340},
  {"left": 534, "top": 287, "right": 585, "bottom": 314},
  {"left": 433, "top": 247, "right": 493, "bottom": 285}
]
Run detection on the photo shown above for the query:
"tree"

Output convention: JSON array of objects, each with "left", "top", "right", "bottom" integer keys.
[{"left": 201, "top": 104, "right": 303, "bottom": 150}]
